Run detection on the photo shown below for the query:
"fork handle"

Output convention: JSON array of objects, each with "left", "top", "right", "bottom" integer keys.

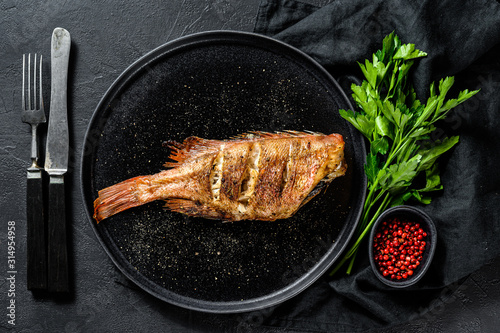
[
  {"left": 47, "top": 175, "right": 69, "bottom": 293},
  {"left": 26, "top": 169, "right": 47, "bottom": 290}
]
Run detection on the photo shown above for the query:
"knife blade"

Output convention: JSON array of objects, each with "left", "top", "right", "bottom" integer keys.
[{"left": 44, "top": 27, "right": 71, "bottom": 293}]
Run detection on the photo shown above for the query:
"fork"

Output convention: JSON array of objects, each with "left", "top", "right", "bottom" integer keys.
[{"left": 22, "top": 53, "right": 47, "bottom": 290}]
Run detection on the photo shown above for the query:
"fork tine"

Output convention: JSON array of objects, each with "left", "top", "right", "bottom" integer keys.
[
  {"left": 33, "top": 54, "right": 37, "bottom": 110},
  {"left": 22, "top": 54, "right": 26, "bottom": 110},
  {"left": 28, "top": 54, "right": 31, "bottom": 110},
  {"left": 39, "top": 55, "right": 43, "bottom": 111}
]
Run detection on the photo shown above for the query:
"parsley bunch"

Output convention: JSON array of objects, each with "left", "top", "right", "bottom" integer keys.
[{"left": 331, "top": 33, "right": 479, "bottom": 275}]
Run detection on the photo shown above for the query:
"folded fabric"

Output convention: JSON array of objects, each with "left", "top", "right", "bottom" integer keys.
[{"left": 252, "top": 0, "right": 500, "bottom": 330}]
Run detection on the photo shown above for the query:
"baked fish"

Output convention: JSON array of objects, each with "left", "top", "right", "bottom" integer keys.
[{"left": 93, "top": 131, "right": 346, "bottom": 223}]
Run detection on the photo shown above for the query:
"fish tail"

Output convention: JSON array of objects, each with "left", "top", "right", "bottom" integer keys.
[{"left": 93, "top": 175, "right": 153, "bottom": 223}]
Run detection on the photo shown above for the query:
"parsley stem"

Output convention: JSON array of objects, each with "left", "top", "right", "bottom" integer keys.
[
  {"left": 330, "top": 191, "right": 391, "bottom": 276},
  {"left": 361, "top": 189, "right": 385, "bottom": 230},
  {"left": 367, "top": 190, "right": 386, "bottom": 216},
  {"left": 344, "top": 192, "right": 391, "bottom": 274}
]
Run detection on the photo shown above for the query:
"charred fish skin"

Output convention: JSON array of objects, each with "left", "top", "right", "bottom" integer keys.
[{"left": 93, "top": 131, "right": 346, "bottom": 223}]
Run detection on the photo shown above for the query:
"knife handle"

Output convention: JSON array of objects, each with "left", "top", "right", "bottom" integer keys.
[
  {"left": 26, "top": 170, "right": 47, "bottom": 290},
  {"left": 47, "top": 175, "right": 69, "bottom": 293}
]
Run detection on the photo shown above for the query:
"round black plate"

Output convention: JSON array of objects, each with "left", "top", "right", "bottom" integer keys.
[{"left": 81, "top": 31, "right": 366, "bottom": 313}]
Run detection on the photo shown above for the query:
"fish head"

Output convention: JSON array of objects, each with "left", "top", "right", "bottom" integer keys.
[{"left": 322, "top": 134, "right": 347, "bottom": 181}]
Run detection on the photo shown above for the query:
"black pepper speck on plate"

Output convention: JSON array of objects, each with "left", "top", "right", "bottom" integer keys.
[{"left": 81, "top": 31, "right": 366, "bottom": 313}]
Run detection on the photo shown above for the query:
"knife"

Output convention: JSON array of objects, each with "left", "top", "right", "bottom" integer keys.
[{"left": 45, "top": 27, "right": 71, "bottom": 293}]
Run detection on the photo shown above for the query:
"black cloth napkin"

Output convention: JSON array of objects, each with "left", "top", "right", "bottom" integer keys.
[{"left": 249, "top": 0, "right": 500, "bottom": 330}]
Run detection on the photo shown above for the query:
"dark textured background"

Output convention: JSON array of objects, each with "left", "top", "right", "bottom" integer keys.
[{"left": 1, "top": 0, "right": 499, "bottom": 332}]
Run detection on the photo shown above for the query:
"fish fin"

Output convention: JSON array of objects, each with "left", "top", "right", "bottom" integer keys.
[
  {"left": 164, "top": 199, "right": 223, "bottom": 220},
  {"left": 163, "top": 136, "right": 221, "bottom": 167},
  {"left": 297, "top": 181, "right": 328, "bottom": 210},
  {"left": 230, "top": 130, "right": 324, "bottom": 141},
  {"left": 93, "top": 176, "right": 149, "bottom": 223}
]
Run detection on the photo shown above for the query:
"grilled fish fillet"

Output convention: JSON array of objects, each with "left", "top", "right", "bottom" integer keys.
[{"left": 93, "top": 131, "right": 346, "bottom": 223}]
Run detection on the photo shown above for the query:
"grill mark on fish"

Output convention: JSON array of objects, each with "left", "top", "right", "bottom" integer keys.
[
  {"left": 238, "top": 142, "right": 261, "bottom": 205},
  {"left": 210, "top": 145, "right": 224, "bottom": 201},
  {"left": 279, "top": 142, "right": 293, "bottom": 195}
]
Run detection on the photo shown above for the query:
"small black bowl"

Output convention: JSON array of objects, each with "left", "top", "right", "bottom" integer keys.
[{"left": 369, "top": 205, "right": 437, "bottom": 288}]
